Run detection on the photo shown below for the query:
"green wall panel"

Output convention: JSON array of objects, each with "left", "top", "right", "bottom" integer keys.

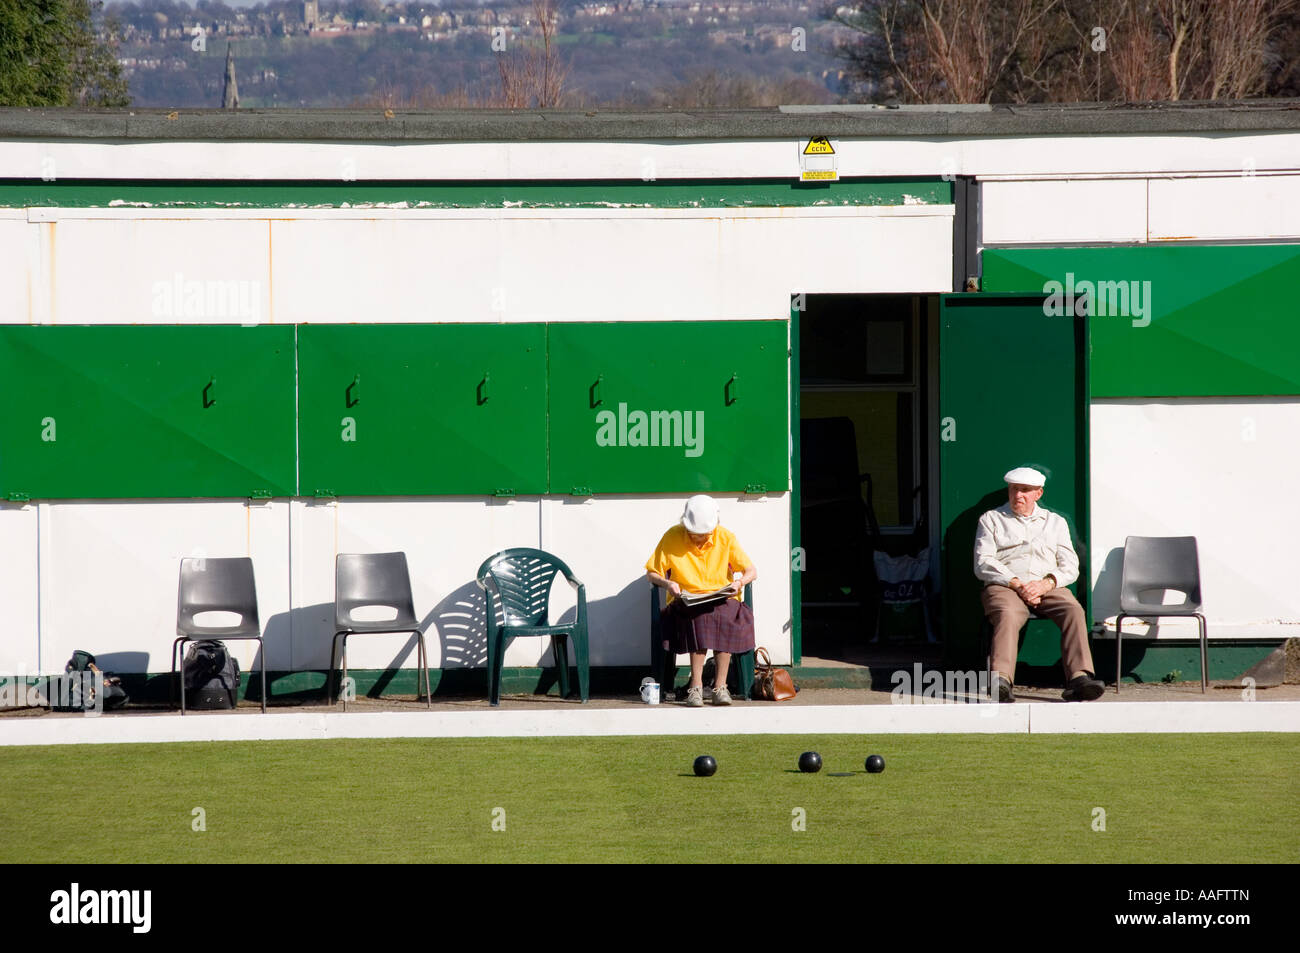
[
  {"left": 939, "top": 295, "right": 1089, "bottom": 668},
  {"left": 549, "top": 320, "right": 789, "bottom": 493},
  {"left": 298, "top": 324, "right": 547, "bottom": 496},
  {"left": 0, "top": 326, "right": 295, "bottom": 499},
  {"left": 983, "top": 244, "right": 1300, "bottom": 397}
]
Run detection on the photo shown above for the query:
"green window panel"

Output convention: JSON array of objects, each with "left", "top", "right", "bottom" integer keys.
[
  {"left": 983, "top": 244, "right": 1300, "bottom": 397},
  {"left": 548, "top": 320, "right": 789, "bottom": 494},
  {"left": 0, "top": 326, "right": 295, "bottom": 499},
  {"left": 938, "top": 294, "right": 1090, "bottom": 666},
  {"left": 298, "top": 324, "right": 547, "bottom": 496}
]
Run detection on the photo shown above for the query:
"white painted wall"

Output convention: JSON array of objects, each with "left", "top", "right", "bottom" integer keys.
[
  {"left": 1090, "top": 399, "right": 1300, "bottom": 636},
  {"left": 0, "top": 493, "right": 790, "bottom": 679},
  {"left": 32, "top": 501, "right": 289, "bottom": 676},
  {"left": 2, "top": 206, "right": 951, "bottom": 325},
  {"left": 3, "top": 131, "right": 1300, "bottom": 181},
  {"left": 0, "top": 504, "right": 39, "bottom": 673},
  {"left": 983, "top": 173, "right": 1300, "bottom": 245}
]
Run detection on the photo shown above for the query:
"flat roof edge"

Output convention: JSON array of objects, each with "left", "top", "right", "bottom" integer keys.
[{"left": 3, "top": 103, "right": 1300, "bottom": 142}]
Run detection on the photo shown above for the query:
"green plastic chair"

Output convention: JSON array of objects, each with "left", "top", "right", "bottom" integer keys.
[{"left": 476, "top": 548, "right": 589, "bottom": 706}]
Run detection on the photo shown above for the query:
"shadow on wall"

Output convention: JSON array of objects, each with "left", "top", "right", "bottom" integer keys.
[
  {"left": 553, "top": 576, "right": 650, "bottom": 667},
  {"left": 428, "top": 580, "right": 488, "bottom": 669},
  {"left": 148, "top": 567, "right": 668, "bottom": 704},
  {"left": 942, "top": 489, "right": 1006, "bottom": 668},
  {"left": 89, "top": 651, "right": 150, "bottom": 675},
  {"left": 1092, "top": 546, "right": 1124, "bottom": 623}
]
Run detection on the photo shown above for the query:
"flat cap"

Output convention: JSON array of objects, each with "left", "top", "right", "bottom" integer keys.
[{"left": 1003, "top": 467, "right": 1046, "bottom": 487}]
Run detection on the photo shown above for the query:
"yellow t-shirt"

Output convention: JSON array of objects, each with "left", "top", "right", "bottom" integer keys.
[{"left": 645, "top": 524, "right": 752, "bottom": 602}]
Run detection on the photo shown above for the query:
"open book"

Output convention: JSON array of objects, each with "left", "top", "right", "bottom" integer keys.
[{"left": 677, "top": 584, "right": 739, "bottom": 607}]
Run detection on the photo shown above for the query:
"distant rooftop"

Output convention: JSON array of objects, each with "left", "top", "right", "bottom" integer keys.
[{"left": 3, "top": 101, "right": 1300, "bottom": 142}]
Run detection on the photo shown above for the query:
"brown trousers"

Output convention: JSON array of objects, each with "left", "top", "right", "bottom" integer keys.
[{"left": 980, "top": 585, "right": 1095, "bottom": 682}]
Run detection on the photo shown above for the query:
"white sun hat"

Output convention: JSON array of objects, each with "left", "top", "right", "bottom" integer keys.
[
  {"left": 1003, "top": 467, "right": 1046, "bottom": 487},
  {"left": 681, "top": 495, "right": 720, "bottom": 534}
]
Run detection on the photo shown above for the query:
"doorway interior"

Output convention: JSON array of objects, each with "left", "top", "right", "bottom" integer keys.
[{"left": 797, "top": 293, "right": 938, "bottom": 663}]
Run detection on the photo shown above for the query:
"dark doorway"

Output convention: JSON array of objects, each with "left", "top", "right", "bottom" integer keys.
[{"left": 798, "top": 293, "right": 933, "bottom": 661}]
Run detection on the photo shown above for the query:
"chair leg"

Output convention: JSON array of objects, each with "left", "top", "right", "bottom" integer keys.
[
  {"left": 1198, "top": 614, "right": 1208, "bottom": 694},
  {"left": 552, "top": 636, "right": 572, "bottom": 700},
  {"left": 171, "top": 638, "right": 184, "bottom": 711},
  {"left": 1115, "top": 616, "right": 1125, "bottom": 695},
  {"left": 340, "top": 634, "right": 350, "bottom": 712},
  {"left": 736, "top": 649, "right": 754, "bottom": 700},
  {"left": 179, "top": 646, "right": 188, "bottom": 716},
  {"left": 574, "top": 630, "right": 590, "bottom": 703},
  {"left": 489, "top": 633, "right": 504, "bottom": 706},
  {"left": 327, "top": 631, "right": 343, "bottom": 706},
  {"left": 417, "top": 631, "right": 432, "bottom": 709},
  {"left": 259, "top": 638, "right": 267, "bottom": 714}
]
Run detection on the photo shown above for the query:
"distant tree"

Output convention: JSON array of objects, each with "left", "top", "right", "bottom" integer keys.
[
  {"left": 495, "top": 0, "right": 571, "bottom": 107},
  {"left": 650, "top": 69, "right": 834, "bottom": 107},
  {"left": 0, "top": 0, "right": 130, "bottom": 106},
  {"left": 830, "top": 0, "right": 1295, "bottom": 104}
]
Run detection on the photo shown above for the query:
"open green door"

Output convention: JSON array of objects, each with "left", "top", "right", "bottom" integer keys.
[{"left": 939, "top": 294, "right": 1089, "bottom": 672}]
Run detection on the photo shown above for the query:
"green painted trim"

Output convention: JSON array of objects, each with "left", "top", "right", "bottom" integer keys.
[
  {"left": 790, "top": 299, "right": 802, "bottom": 665},
  {"left": 0, "top": 178, "right": 953, "bottom": 210}
]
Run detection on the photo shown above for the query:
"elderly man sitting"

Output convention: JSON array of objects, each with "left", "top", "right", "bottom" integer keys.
[{"left": 974, "top": 467, "right": 1105, "bottom": 703}]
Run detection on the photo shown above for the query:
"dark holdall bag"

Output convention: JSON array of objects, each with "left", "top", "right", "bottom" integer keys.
[
  {"left": 183, "top": 640, "right": 241, "bottom": 710},
  {"left": 52, "top": 650, "right": 128, "bottom": 712}
]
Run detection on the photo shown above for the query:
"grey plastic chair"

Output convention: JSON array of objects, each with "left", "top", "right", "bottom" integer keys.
[
  {"left": 171, "top": 556, "right": 266, "bottom": 714},
  {"left": 1115, "top": 536, "right": 1208, "bottom": 694},
  {"left": 328, "top": 552, "right": 432, "bottom": 710}
]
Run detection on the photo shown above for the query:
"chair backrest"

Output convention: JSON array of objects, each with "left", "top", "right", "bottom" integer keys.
[
  {"left": 177, "top": 557, "right": 260, "bottom": 638},
  {"left": 800, "top": 416, "right": 863, "bottom": 508},
  {"left": 478, "top": 548, "right": 575, "bottom": 628},
  {"left": 335, "top": 552, "right": 418, "bottom": 630},
  {"left": 1119, "top": 536, "right": 1202, "bottom": 611}
]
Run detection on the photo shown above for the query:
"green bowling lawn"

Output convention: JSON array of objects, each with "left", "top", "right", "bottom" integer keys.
[{"left": 2, "top": 734, "right": 1295, "bottom": 863}]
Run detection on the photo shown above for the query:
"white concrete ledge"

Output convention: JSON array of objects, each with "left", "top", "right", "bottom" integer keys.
[
  {"left": 1027, "top": 701, "right": 1300, "bottom": 734},
  {"left": 2, "top": 700, "right": 1297, "bottom": 746}
]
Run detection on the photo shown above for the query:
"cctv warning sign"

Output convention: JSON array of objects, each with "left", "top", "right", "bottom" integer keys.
[{"left": 799, "top": 137, "right": 838, "bottom": 182}]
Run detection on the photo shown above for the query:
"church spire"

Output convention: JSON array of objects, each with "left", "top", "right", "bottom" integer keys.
[{"left": 222, "top": 42, "right": 239, "bottom": 109}]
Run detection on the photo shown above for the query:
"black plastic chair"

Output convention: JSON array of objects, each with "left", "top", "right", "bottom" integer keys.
[
  {"left": 172, "top": 556, "right": 266, "bottom": 714},
  {"left": 649, "top": 578, "right": 756, "bottom": 700},
  {"left": 799, "top": 417, "right": 880, "bottom": 626},
  {"left": 1115, "top": 536, "right": 1208, "bottom": 694},
  {"left": 476, "top": 548, "right": 589, "bottom": 706},
  {"left": 328, "top": 552, "right": 432, "bottom": 710}
]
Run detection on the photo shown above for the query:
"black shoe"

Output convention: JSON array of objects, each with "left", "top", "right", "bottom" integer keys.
[
  {"left": 996, "top": 675, "right": 1015, "bottom": 704},
  {"left": 1062, "top": 673, "right": 1105, "bottom": 702}
]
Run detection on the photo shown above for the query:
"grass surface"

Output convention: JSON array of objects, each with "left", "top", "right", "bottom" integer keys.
[{"left": 2, "top": 734, "right": 1296, "bottom": 863}]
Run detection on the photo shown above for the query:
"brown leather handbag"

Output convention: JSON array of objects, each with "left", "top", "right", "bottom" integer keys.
[{"left": 753, "top": 647, "right": 797, "bottom": 701}]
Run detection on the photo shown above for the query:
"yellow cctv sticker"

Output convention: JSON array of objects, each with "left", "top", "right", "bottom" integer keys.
[{"left": 799, "top": 137, "right": 838, "bottom": 181}]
